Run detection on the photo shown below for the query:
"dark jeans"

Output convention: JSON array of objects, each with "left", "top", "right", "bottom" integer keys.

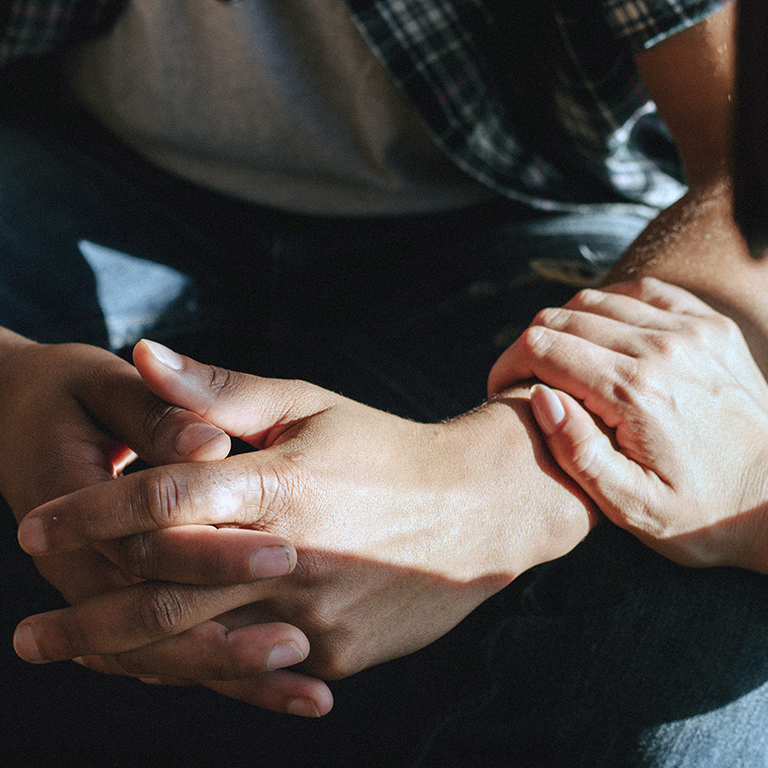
[{"left": 2, "top": 103, "right": 768, "bottom": 768}]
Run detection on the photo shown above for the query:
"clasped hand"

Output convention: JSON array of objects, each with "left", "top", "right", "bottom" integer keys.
[{"left": 10, "top": 337, "right": 595, "bottom": 716}]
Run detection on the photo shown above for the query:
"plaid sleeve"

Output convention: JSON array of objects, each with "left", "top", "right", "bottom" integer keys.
[
  {"left": 0, "top": 0, "right": 126, "bottom": 67},
  {"left": 602, "top": 0, "right": 732, "bottom": 51}
]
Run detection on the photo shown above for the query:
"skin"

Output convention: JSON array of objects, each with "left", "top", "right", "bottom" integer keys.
[
  {"left": 0, "top": 329, "right": 326, "bottom": 714},
  {"left": 489, "top": 277, "right": 768, "bottom": 573},
  {"left": 606, "top": 5, "right": 768, "bottom": 373},
  {"left": 13, "top": 340, "right": 596, "bottom": 707},
  {"left": 3, "top": 1, "right": 756, "bottom": 717}
]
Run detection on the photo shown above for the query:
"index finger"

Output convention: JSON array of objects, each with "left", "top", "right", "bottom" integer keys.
[
  {"left": 17, "top": 452, "right": 294, "bottom": 555},
  {"left": 600, "top": 277, "right": 720, "bottom": 317}
]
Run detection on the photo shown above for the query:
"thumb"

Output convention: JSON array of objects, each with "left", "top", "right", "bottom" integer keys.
[
  {"left": 529, "top": 384, "right": 650, "bottom": 525},
  {"left": 133, "top": 340, "right": 337, "bottom": 445}
]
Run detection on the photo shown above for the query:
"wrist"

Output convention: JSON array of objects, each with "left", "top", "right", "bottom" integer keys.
[{"left": 444, "top": 384, "right": 598, "bottom": 584}]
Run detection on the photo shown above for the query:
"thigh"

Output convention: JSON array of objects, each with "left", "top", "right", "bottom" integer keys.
[{"left": 411, "top": 523, "right": 768, "bottom": 768}]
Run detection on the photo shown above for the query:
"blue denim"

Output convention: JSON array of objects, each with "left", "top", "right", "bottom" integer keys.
[{"left": 3, "top": 102, "right": 768, "bottom": 768}]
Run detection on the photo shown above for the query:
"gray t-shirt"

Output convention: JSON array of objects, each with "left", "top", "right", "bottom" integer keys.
[{"left": 66, "top": 0, "right": 495, "bottom": 216}]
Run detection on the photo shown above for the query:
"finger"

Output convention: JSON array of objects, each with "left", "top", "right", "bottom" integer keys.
[
  {"left": 138, "top": 676, "right": 195, "bottom": 686},
  {"left": 488, "top": 324, "right": 620, "bottom": 402},
  {"left": 133, "top": 340, "right": 337, "bottom": 447},
  {"left": 12, "top": 579, "right": 273, "bottom": 663},
  {"left": 601, "top": 277, "right": 721, "bottom": 317},
  {"left": 96, "top": 526, "right": 296, "bottom": 584},
  {"left": 139, "top": 671, "right": 333, "bottom": 717},
  {"left": 561, "top": 286, "right": 704, "bottom": 331},
  {"left": 204, "top": 671, "right": 334, "bottom": 717},
  {"left": 529, "top": 305, "right": 677, "bottom": 356},
  {"left": 18, "top": 453, "right": 289, "bottom": 554},
  {"left": 33, "top": 548, "right": 140, "bottom": 604},
  {"left": 488, "top": 291, "right": 681, "bottom": 398},
  {"left": 487, "top": 331, "right": 540, "bottom": 397},
  {"left": 488, "top": 280, "right": 718, "bottom": 399},
  {"left": 490, "top": 326, "right": 634, "bottom": 425},
  {"left": 76, "top": 347, "right": 232, "bottom": 465},
  {"left": 529, "top": 384, "right": 660, "bottom": 525},
  {"left": 75, "top": 621, "right": 310, "bottom": 681}
]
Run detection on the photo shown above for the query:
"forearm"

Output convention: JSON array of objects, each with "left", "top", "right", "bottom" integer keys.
[{"left": 605, "top": 177, "right": 768, "bottom": 374}]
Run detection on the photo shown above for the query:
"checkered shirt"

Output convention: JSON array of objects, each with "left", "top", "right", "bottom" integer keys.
[{"left": 0, "top": 0, "right": 730, "bottom": 213}]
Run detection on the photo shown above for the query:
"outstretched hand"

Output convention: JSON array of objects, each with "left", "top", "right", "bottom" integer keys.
[
  {"left": 488, "top": 277, "right": 768, "bottom": 572},
  {"left": 13, "top": 338, "right": 596, "bottom": 712}
]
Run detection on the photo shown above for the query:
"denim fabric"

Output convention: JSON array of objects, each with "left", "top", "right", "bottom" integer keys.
[
  {"left": 3, "top": 105, "right": 768, "bottom": 768},
  {"left": 412, "top": 524, "right": 768, "bottom": 768}
]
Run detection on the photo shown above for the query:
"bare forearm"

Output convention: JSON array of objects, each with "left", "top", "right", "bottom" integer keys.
[
  {"left": 605, "top": 178, "right": 768, "bottom": 374},
  {"left": 472, "top": 385, "right": 599, "bottom": 574}
]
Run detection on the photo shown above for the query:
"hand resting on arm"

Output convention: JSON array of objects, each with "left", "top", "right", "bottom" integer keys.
[{"left": 488, "top": 277, "right": 768, "bottom": 572}]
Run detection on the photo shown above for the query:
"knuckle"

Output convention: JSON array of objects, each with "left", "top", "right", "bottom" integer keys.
[
  {"left": 632, "top": 276, "right": 664, "bottom": 301},
  {"left": 299, "top": 622, "right": 354, "bottom": 680},
  {"left": 206, "top": 364, "right": 238, "bottom": 398},
  {"left": 569, "top": 287, "right": 604, "bottom": 309},
  {"left": 520, "top": 324, "right": 555, "bottom": 358},
  {"left": 612, "top": 360, "right": 653, "bottom": 403},
  {"left": 133, "top": 467, "right": 187, "bottom": 529},
  {"left": 566, "top": 432, "right": 605, "bottom": 482},
  {"left": 642, "top": 330, "right": 681, "bottom": 358},
  {"left": 118, "top": 532, "right": 161, "bottom": 579},
  {"left": 141, "top": 399, "right": 183, "bottom": 447},
  {"left": 247, "top": 456, "right": 305, "bottom": 531},
  {"left": 531, "top": 306, "right": 565, "bottom": 329},
  {"left": 708, "top": 312, "right": 741, "bottom": 341},
  {"left": 314, "top": 653, "right": 355, "bottom": 681},
  {"left": 136, "top": 583, "right": 190, "bottom": 637},
  {"left": 104, "top": 650, "right": 146, "bottom": 677},
  {"left": 620, "top": 498, "right": 668, "bottom": 540},
  {"left": 677, "top": 316, "right": 711, "bottom": 344}
]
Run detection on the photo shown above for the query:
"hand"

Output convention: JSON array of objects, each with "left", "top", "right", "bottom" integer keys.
[
  {"left": 14, "top": 340, "right": 596, "bottom": 690},
  {"left": 0, "top": 331, "right": 240, "bottom": 602},
  {"left": 0, "top": 333, "right": 326, "bottom": 715},
  {"left": 488, "top": 277, "right": 768, "bottom": 572}
]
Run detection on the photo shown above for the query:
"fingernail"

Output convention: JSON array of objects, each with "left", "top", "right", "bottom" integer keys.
[
  {"left": 267, "top": 641, "right": 305, "bottom": 671},
  {"left": 531, "top": 384, "right": 566, "bottom": 436},
  {"left": 14, "top": 624, "right": 44, "bottom": 663},
  {"left": 287, "top": 698, "right": 322, "bottom": 718},
  {"left": 143, "top": 339, "right": 183, "bottom": 370},
  {"left": 174, "top": 422, "right": 227, "bottom": 457},
  {"left": 251, "top": 545, "right": 294, "bottom": 578},
  {"left": 17, "top": 517, "right": 48, "bottom": 555}
]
